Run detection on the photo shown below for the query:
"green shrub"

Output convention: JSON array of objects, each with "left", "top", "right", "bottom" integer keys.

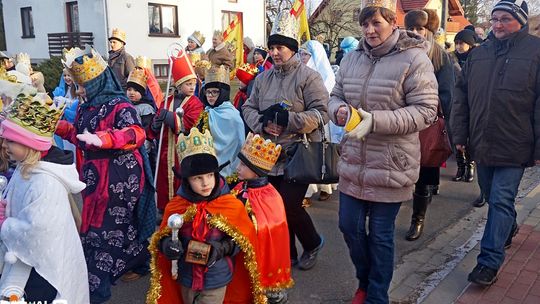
[{"left": 34, "top": 56, "right": 63, "bottom": 95}]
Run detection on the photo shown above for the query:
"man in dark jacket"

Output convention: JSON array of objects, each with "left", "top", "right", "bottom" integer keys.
[
  {"left": 108, "top": 28, "right": 135, "bottom": 90},
  {"left": 450, "top": 0, "right": 540, "bottom": 286}
]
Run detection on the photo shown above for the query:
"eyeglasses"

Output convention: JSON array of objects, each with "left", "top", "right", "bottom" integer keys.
[
  {"left": 489, "top": 17, "right": 514, "bottom": 25},
  {"left": 205, "top": 89, "right": 220, "bottom": 97}
]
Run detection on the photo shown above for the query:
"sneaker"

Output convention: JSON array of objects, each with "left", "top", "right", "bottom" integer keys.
[
  {"left": 504, "top": 224, "right": 519, "bottom": 249},
  {"left": 352, "top": 288, "right": 367, "bottom": 304},
  {"left": 297, "top": 236, "right": 324, "bottom": 270},
  {"left": 468, "top": 264, "right": 497, "bottom": 286}
]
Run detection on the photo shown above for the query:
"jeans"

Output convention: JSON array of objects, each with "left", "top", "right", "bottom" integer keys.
[
  {"left": 476, "top": 165, "right": 524, "bottom": 271},
  {"left": 339, "top": 192, "right": 401, "bottom": 304}
]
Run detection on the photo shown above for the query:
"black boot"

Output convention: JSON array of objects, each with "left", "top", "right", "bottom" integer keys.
[
  {"left": 453, "top": 150, "right": 467, "bottom": 182},
  {"left": 472, "top": 193, "right": 486, "bottom": 208},
  {"left": 406, "top": 189, "right": 432, "bottom": 241},
  {"left": 464, "top": 161, "right": 475, "bottom": 183}
]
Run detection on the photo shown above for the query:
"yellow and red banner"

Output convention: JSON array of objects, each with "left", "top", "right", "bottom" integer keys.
[
  {"left": 290, "top": 0, "right": 311, "bottom": 41},
  {"left": 223, "top": 12, "right": 244, "bottom": 69}
]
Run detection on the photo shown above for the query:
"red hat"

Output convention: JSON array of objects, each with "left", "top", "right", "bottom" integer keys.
[
  {"left": 171, "top": 49, "right": 197, "bottom": 87},
  {"left": 235, "top": 63, "right": 258, "bottom": 85}
]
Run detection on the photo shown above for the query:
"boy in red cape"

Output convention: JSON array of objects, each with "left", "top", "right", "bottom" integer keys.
[
  {"left": 151, "top": 51, "right": 204, "bottom": 212},
  {"left": 233, "top": 133, "right": 293, "bottom": 303},
  {"left": 147, "top": 128, "right": 266, "bottom": 304}
]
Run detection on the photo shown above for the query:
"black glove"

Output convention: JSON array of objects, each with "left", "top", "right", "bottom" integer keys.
[
  {"left": 151, "top": 109, "right": 176, "bottom": 132},
  {"left": 159, "top": 236, "right": 184, "bottom": 261},
  {"left": 206, "top": 237, "right": 237, "bottom": 267},
  {"left": 258, "top": 104, "right": 289, "bottom": 128}
]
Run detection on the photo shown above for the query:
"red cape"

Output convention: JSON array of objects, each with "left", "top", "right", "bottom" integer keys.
[
  {"left": 232, "top": 182, "right": 293, "bottom": 291},
  {"left": 147, "top": 194, "right": 267, "bottom": 304}
]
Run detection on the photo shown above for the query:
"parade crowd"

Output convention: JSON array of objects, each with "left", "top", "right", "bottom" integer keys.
[{"left": 0, "top": 0, "right": 539, "bottom": 303}]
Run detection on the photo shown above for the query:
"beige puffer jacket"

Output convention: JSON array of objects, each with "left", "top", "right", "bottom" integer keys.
[
  {"left": 329, "top": 30, "right": 438, "bottom": 203},
  {"left": 242, "top": 55, "right": 329, "bottom": 175}
]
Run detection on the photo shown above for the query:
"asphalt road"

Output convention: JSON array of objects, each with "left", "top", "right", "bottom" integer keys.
[{"left": 108, "top": 160, "right": 483, "bottom": 303}]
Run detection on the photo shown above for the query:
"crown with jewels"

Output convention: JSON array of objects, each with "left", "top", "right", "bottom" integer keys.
[
  {"left": 188, "top": 31, "right": 206, "bottom": 46},
  {"left": 236, "top": 63, "right": 259, "bottom": 85},
  {"left": 271, "top": 11, "right": 299, "bottom": 41},
  {"left": 135, "top": 56, "right": 152, "bottom": 69},
  {"left": 176, "top": 127, "right": 217, "bottom": 160},
  {"left": 205, "top": 65, "right": 230, "bottom": 86},
  {"left": 109, "top": 28, "right": 127, "bottom": 44},
  {"left": 7, "top": 92, "right": 65, "bottom": 137},
  {"left": 127, "top": 68, "right": 148, "bottom": 90},
  {"left": 239, "top": 133, "right": 282, "bottom": 173},
  {"left": 361, "top": 0, "right": 397, "bottom": 13},
  {"left": 62, "top": 44, "right": 108, "bottom": 84}
]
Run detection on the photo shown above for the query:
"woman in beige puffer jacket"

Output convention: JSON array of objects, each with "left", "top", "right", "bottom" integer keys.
[{"left": 328, "top": 5, "right": 438, "bottom": 303}]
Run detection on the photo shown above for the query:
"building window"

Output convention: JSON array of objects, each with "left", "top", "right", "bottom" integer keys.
[
  {"left": 148, "top": 3, "right": 178, "bottom": 36},
  {"left": 66, "top": 1, "right": 80, "bottom": 32},
  {"left": 154, "top": 64, "right": 169, "bottom": 78},
  {"left": 21, "top": 7, "right": 34, "bottom": 38}
]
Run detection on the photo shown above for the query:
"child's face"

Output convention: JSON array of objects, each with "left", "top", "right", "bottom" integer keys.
[
  {"left": 254, "top": 52, "right": 264, "bottom": 62},
  {"left": 179, "top": 79, "right": 197, "bottom": 96},
  {"left": 188, "top": 172, "right": 216, "bottom": 197},
  {"left": 2, "top": 139, "right": 29, "bottom": 162},
  {"left": 127, "top": 87, "right": 142, "bottom": 102},
  {"left": 237, "top": 161, "right": 259, "bottom": 180},
  {"left": 204, "top": 88, "right": 220, "bottom": 106},
  {"left": 63, "top": 73, "right": 73, "bottom": 86},
  {"left": 187, "top": 40, "right": 197, "bottom": 51}
]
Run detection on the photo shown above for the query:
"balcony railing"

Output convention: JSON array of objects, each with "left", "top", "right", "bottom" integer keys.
[{"left": 47, "top": 32, "right": 94, "bottom": 57}]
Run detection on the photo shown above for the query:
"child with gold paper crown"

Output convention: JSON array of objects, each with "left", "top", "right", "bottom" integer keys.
[
  {"left": 232, "top": 133, "right": 293, "bottom": 303},
  {"left": 0, "top": 92, "right": 89, "bottom": 303},
  {"left": 151, "top": 51, "right": 203, "bottom": 212},
  {"left": 147, "top": 127, "right": 266, "bottom": 304}
]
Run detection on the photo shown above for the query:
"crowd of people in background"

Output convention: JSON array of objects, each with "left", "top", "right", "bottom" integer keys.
[{"left": 0, "top": 0, "right": 538, "bottom": 303}]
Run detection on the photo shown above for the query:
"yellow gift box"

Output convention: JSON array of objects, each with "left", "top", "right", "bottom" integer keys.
[{"left": 345, "top": 106, "right": 362, "bottom": 132}]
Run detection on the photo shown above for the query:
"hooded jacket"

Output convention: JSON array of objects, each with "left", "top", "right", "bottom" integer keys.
[
  {"left": 0, "top": 147, "right": 89, "bottom": 303},
  {"left": 329, "top": 30, "right": 438, "bottom": 203},
  {"left": 450, "top": 26, "right": 540, "bottom": 167}
]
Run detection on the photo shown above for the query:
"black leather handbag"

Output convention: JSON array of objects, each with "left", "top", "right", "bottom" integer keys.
[{"left": 284, "top": 110, "right": 340, "bottom": 184}]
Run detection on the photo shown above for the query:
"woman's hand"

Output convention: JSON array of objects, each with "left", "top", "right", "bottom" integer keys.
[
  {"left": 336, "top": 105, "right": 349, "bottom": 126},
  {"left": 264, "top": 122, "right": 284, "bottom": 137}
]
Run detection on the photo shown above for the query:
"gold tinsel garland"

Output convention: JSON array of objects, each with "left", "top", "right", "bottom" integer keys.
[
  {"left": 194, "top": 110, "right": 210, "bottom": 132},
  {"left": 208, "top": 214, "right": 268, "bottom": 304},
  {"left": 146, "top": 205, "right": 268, "bottom": 303},
  {"left": 146, "top": 206, "right": 197, "bottom": 304}
]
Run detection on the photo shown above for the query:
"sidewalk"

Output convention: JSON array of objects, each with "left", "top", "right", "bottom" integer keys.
[{"left": 422, "top": 181, "right": 540, "bottom": 304}]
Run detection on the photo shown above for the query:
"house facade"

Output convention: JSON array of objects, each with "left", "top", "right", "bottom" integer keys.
[{"left": 3, "top": 0, "right": 265, "bottom": 75}]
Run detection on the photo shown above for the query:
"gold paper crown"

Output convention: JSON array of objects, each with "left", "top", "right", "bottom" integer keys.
[
  {"left": 176, "top": 127, "right": 217, "bottom": 160},
  {"left": 240, "top": 133, "right": 282, "bottom": 172},
  {"left": 213, "top": 30, "right": 223, "bottom": 38},
  {"left": 62, "top": 45, "right": 108, "bottom": 84},
  {"left": 205, "top": 65, "right": 230, "bottom": 86},
  {"left": 271, "top": 11, "right": 299, "bottom": 41},
  {"left": 135, "top": 56, "right": 152, "bottom": 69},
  {"left": 127, "top": 68, "right": 148, "bottom": 90},
  {"left": 187, "top": 52, "right": 202, "bottom": 65},
  {"left": 361, "top": 0, "right": 397, "bottom": 13},
  {"left": 7, "top": 92, "right": 65, "bottom": 137},
  {"left": 110, "top": 28, "right": 127, "bottom": 43},
  {"left": 16, "top": 53, "right": 31, "bottom": 67},
  {"left": 189, "top": 31, "right": 206, "bottom": 46}
]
